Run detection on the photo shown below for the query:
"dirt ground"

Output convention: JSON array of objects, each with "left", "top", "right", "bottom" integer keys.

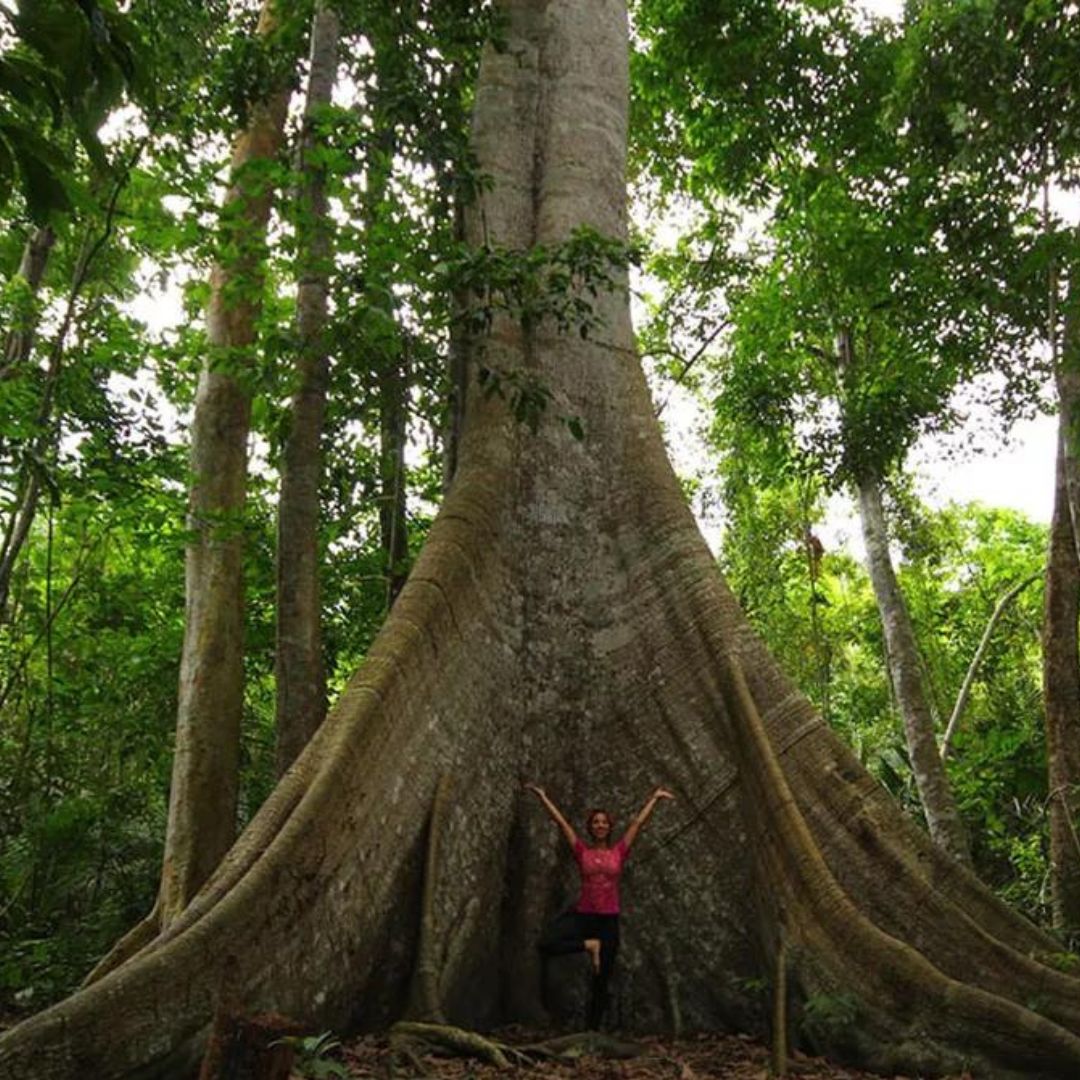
[{"left": 330, "top": 1029, "right": 973, "bottom": 1080}]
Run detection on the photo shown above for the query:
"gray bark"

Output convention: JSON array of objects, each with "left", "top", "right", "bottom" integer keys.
[
  {"left": 1, "top": 225, "right": 55, "bottom": 373},
  {"left": 856, "top": 473, "right": 973, "bottom": 868},
  {"left": 274, "top": 2, "right": 339, "bottom": 776},
  {"left": 1058, "top": 287, "right": 1080, "bottom": 564},
  {"left": 4, "top": 4, "right": 1080, "bottom": 1078},
  {"left": 1044, "top": 421, "right": 1080, "bottom": 930},
  {"left": 442, "top": 193, "right": 469, "bottom": 491},
  {"left": 161, "top": 0, "right": 293, "bottom": 924}
]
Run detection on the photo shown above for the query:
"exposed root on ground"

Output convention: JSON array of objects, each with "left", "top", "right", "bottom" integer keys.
[
  {"left": 344, "top": 1028, "right": 973, "bottom": 1080},
  {"left": 720, "top": 651, "right": 1080, "bottom": 1079},
  {"left": 388, "top": 1021, "right": 645, "bottom": 1071}
]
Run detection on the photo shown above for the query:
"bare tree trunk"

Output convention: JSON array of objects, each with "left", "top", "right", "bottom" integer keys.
[
  {"left": 1, "top": 225, "right": 55, "bottom": 374},
  {"left": 1044, "top": 422, "right": 1080, "bottom": 930},
  {"left": 356, "top": 98, "right": 412, "bottom": 606},
  {"left": 1058, "top": 286, "right": 1080, "bottom": 561},
  {"left": 7, "top": 4, "right": 1080, "bottom": 1078},
  {"left": 161, "top": 0, "right": 294, "bottom": 925},
  {"left": 274, "top": 1, "right": 339, "bottom": 777},
  {"left": 379, "top": 345, "right": 410, "bottom": 607},
  {"left": 856, "top": 472, "right": 973, "bottom": 868},
  {"left": 443, "top": 193, "right": 469, "bottom": 491}
]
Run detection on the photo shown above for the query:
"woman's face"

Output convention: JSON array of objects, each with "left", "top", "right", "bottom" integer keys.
[{"left": 588, "top": 812, "right": 612, "bottom": 842}]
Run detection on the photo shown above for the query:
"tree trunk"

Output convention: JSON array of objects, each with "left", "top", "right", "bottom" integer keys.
[
  {"left": 442, "top": 192, "right": 469, "bottom": 491},
  {"left": 1044, "top": 422, "right": 1080, "bottom": 930},
  {"left": 0, "top": 168, "right": 131, "bottom": 618},
  {"left": 1058, "top": 284, "right": 1080, "bottom": 564},
  {"left": 378, "top": 346, "right": 410, "bottom": 607},
  {"left": 5, "top": 3, "right": 1080, "bottom": 1077},
  {"left": 161, "top": 0, "right": 293, "bottom": 924},
  {"left": 1, "top": 224, "right": 55, "bottom": 373},
  {"left": 362, "top": 94, "right": 410, "bottom": 606},
  {"left": 855, "top": 472, "right": 973, "bottom": 868},
  {"left": 274, "top": 1, "right": 339, "bottom": 777},
  {"left": 0, "top": 227, "right": 62, "bottom": 620}
]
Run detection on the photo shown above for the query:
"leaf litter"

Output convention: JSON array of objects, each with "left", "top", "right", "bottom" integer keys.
[{"left": 325, "top": 1029, "right": 974, "bottom": 1080}]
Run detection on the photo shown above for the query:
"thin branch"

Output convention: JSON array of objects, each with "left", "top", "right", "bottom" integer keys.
[
  {"left": 940, "top": 571, "right": 1042, "bottom": 760},
  {"left": 0, "top": 531, "right": 100, "bottom": 714},
  {"left": 653, "top": 318, "right": 729, "bottom": 418}
]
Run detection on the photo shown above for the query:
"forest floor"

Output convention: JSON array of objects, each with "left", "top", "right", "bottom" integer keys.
[{"left": 329, "top": 1028, "right": 973, "bottom": 1080}]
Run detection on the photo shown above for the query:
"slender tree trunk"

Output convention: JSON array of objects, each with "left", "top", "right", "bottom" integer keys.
[
  {"left": 274, "top": 1, "right": 339, "bottom": 777},
  {"left": 8, "top": 4, "right": 1080, "bottom": 1078},
  {"left": 0, "top": 160, "right": 133, "bottom": 619},
  {"left": 361, "top": 108, "right": 411, "bottom": 605},
  {"left": 0, "top": 227, "right": 77, "bottom": 621},
  {"left": 1, "top": 225, "right": 55, "bottom": 374},
  {"left": 443, "top": 193, "right": 469, "bottom": 491},
  {"left": 856, "top": 472, "right": 972, "bottom": 868},
  {"left": 160, "top": 0, "right": 294, "bottom": 925},
  {"left": 1044, "top": 420, "right": 1080, "bottom": 930},
  {"left": 379, "top": 345, "right": 410, "bottom": 607},
  {"left": 0, "top": 227, "right": 75, "bottom": 621},
  {"left": 1058, "top": 283, "right": 1080, "bottom": 560}
]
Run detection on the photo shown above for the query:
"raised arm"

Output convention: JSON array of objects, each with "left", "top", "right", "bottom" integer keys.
[
  {"left": 621, "top": 786, "right": 675, "bottom": 851},
  {"left": 525, "top": 784, "right": 578, "bottom": 849}
]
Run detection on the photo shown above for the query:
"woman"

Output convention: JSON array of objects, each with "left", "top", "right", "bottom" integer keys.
[{"left": 525, "top": 783, "right": 675, "bottom": 1029}]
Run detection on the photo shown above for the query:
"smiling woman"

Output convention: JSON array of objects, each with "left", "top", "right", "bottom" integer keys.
[{"left": 525, "top": 784, "right": 675, "bottom": 1029}]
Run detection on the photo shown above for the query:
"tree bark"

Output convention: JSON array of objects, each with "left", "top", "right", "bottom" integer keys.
[
  {"left": 855, "top": 472, "right": 972, "bottom": 867},
  {"left": 1, "top": 224, "right": 55, "bottom": 374},
  {"left": 379, "top": 345, "right": 410, "bottom": 607},
  {"left": 161, "top": 0, "right": 293, "bottom": 924},
  {"left": 1043, "top": 422, "right": 1080, "bottom": 931},
  {"left": 274, "top": 1, "right": 339, "bottom": 777},
  {"left": 362, "top": 92, "right": 410, "bottom": 607},
  {"left": 5, "top": 3, "right": 1080, "bottom": 1078},
  {"left": 442, "top": 192, "right": 469, "bottom": 491},
  {"left": 1058, "top": 285, "right": 1080, "bottom": 564}
]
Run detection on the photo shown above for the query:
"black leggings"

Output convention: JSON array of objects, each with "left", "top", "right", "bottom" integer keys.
[{"left": 538, "top": 910, "right": 620, "bottom": 1028}]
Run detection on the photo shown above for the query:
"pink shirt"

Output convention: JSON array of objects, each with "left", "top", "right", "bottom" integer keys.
[{"left": 573, "top": 837, "right": 628, "bottom": 914}]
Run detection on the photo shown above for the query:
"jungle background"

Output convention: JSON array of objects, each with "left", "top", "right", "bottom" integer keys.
[{"left": 0, "top": 0, "right": 1078, "bottom": 1043}]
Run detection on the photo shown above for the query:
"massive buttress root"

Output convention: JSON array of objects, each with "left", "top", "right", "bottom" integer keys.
[{"left": 3, "top": 2, "right": 1080, "bottom": 1077}]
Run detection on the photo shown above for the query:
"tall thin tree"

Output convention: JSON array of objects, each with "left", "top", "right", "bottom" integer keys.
[
  {"left": 160, "top": 0, "right": 295, "bottom": 924},
  {"left": 274, "top": 1, "right": 340, "bottom": 776}
]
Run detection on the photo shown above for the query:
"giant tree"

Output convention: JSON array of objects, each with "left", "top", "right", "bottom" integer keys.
[{"left": 6, "top": 2, "right": 1080, "bottom": 1078}]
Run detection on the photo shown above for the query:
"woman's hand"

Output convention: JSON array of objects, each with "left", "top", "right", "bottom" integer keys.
[
  {"left": 525, "top": 784, "right": 577, "bottom": 849},
  {"left": 623, "top": 787, "right": 674, "bottom": 850}
]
